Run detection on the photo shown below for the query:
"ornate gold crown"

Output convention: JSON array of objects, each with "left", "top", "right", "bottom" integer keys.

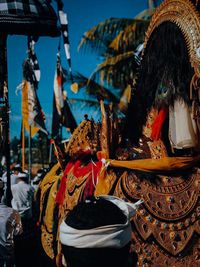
[{"left": 144, "top": 0, "right": 200, "bottom": 72}]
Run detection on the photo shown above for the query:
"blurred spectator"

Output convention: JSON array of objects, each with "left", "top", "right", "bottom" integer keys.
[
  {"left": 0, "top": 179, "right": 22, "bottom": 267},
  {"left": 11, "top": 172, "right": 34, "bottom": 220},
  {"left": 11, "top": 172, "right": 36, "bottom": 267},
  {"left": 11, "top": 164, "right": 22, "bottom": 185},
  {"left": 0, "top": 164, "right": 22, "bottom": 205}
]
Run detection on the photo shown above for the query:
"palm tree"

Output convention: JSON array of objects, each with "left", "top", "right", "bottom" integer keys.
[{"left": 70, "top": 1, "right": 162, "bottom": 112}]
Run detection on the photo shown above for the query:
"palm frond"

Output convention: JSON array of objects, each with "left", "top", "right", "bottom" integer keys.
[
  {"left": 68, "top": 72, "right": 120, "bottom": 103},
  {"left": 78, "top": 18, "right": 136, "bottom": 55},
  {"left": 109, "top": 19, "right": 150, "bottom": 53},
  {"left": 89, "top": 51, "right": 139, "bottom": 89},
  {"left": 68, "top": 98, "right": 100, "bottom": 108}
]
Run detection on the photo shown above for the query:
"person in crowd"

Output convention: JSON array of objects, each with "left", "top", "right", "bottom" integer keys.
[
  {"left": 1, "top": 164, "right": 22, "bottom": 189},
  {"left": 11, "top": 172, "right": 38, "bottom": 267},
  {"left": 11, "top": 172, "right": 34, "bottom": 221},
  {"left": 0, "top": 179, "right": 23, "bottom": 267},
  {"left": 0, "top": 164, "right": 23, "bottom": 205},
  {"left": 10, "top": 164, "right": 22, "bottom": 185},
  {"left": 60, "top": 195, "right": 142, "bottom": 267}
]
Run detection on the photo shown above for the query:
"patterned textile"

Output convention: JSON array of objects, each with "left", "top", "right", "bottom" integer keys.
[
  {"left": 58, "top": 10, "right": 71, "bottom": 72},
  {"left": 0, "top": 203, "right": 22, "bottom": 259},
  {"left": 0, "top": 0, "right": 59, "bottom": 36},
  {"left": 28, "top": 38, "right": 40, "bottom": 83}
]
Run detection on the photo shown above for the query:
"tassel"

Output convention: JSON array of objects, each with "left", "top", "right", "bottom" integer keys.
[{"left": 151, "top": 107, "right": 168, "bottom": 141}]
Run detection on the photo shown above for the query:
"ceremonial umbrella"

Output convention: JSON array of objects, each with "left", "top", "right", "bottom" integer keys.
[{"left": 0, "top": 0, "right": 59, "bottom": 206}]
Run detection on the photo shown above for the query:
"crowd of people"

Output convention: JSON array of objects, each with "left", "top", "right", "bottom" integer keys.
[
  {"left": 0, "top": 164, "right": 47, "bottom": 267},
  {"left": 0, "top": 163, "right": 142, "bottom": 267}
]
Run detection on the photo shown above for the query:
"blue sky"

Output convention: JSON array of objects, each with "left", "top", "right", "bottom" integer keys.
[{"left": 8, "top": 0, "right": 148, "bottom": 139}]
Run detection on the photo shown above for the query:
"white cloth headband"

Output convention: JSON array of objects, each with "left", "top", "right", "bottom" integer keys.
[{"left": 60, "top": 195, "right": 143, "bottom": 248}]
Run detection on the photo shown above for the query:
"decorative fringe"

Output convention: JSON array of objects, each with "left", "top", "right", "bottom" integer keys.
[{"left": 190, "top": 69, "right": 200, "bottom": 132}]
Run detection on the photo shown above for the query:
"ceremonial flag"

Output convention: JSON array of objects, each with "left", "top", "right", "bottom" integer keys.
[
  {"left": 57, "top": 0, "right": 72, "bottom": 74},
  {"left": 52, "top": 53, "right": 77, "bottom": 139},
  {"left": 28, "top": 37, "right": 41, "bottom": 83},
  {"left": 57, "top": 0, "right": 79, "bottom": 93},
  {"left": 22, "top": 58, "right": 47, "bottom": 137}
]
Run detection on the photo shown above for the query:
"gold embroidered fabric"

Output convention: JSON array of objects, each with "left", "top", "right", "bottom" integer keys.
[{"left": 38, "top": 163, "right": 61, "bottom": 259}]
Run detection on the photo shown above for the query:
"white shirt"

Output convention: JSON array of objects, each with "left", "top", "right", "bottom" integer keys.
[
  {"left": 1, "top": 172, "right": 18, "bottom": 185},
  {"left": 11, "top": 181, "right": 34, "bottom": 219}
]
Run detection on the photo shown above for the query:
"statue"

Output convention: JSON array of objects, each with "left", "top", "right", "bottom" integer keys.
[{"left": 38, "top": 1, "right": 200, "bottom": 266}]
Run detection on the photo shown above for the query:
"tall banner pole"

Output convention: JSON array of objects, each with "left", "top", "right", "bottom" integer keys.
[
  {"left": 28, "top": 125, "right": 32, "bottom": 183},
  {"left": 49, "top": 139, "right": 53, "bottom": 164},
  {"left": 0, "top": 35, "right": 12, "bottom": 206},
  {"left": 22, "top": 120, "right": 25, "bottom": 171}
]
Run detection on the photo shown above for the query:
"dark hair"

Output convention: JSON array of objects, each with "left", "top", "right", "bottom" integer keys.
[
  {"left": 12, "top": 166, "right": 22, "bottom": 173},
  {"left": 65, "top": 196, "right": 126, "bottom": 229},
  {"left": 124, "top": 21, "right": 194, "bottom": 144},
  {"left": 62, "top": 197, "right": 132, "bottom": 267}
]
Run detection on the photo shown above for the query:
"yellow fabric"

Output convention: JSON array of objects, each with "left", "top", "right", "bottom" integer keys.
[
  {"left": 43, "top": 178, "right": 60, "bottom": 233},
  {"left": 39, "top": 163, "right": 61, "bottom": 223},
  {"left": 39, "top": 163, "right": 60, "bottom": 189},
  {"left": 39, "top": 163, "right": 61, "bottom": 259},
  {"left": 95, "top": 156, "right": 200, "bottom": 196},
  {"left": 95, "top": 167, "right": 117, "bottom": 196},
  {"left": 22, "top": 80, "right": 39, "bottom": 137},
  {"left": 106, "top": 156, "right": 200, "bottom": 173},
  {"left": 41, "top": 177, "right": 60, "bottom": 259}
]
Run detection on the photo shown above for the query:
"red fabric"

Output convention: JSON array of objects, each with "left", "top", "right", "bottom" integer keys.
[
  {"left": 151, "top": 107, "right": 168, "bottom": 141},
  {"left": 55, "top": 151, "right": 102, "bottom": 205}
]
